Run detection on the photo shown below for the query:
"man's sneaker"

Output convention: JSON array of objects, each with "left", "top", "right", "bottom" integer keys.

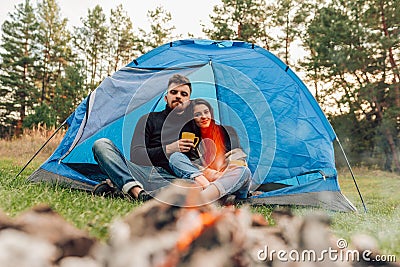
[
  {"left": 218, "top": 194, "right": 236, "bottom": 206},
  {"left": 137, "top": 190, "right": 153, "bottom": 202},
  {"left": 92, "top": 179, "right": 123, "bottom": 198}
]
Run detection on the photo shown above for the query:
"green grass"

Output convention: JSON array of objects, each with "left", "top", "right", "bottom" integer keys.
[
  {"left": 0, "top": 159, "right": 139, "bottom": 240},
  {"left": 251, "top": 168, "right": 400, "bottom": 258},
  {"left": 0, "top": 158, "right": 399, "bottom": 258},
  {"left": 331, "top": 169, "right": 400, "bottom": 257}
]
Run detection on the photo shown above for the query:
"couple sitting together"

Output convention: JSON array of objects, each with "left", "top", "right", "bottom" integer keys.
[{"left": 92, "top": 74, "right": 251, "bottom": 205}]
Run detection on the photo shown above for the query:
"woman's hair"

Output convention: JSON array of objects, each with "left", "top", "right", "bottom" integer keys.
[
  {"left": 192, "top": 98, "right": 227, "bottom": 170},
  {"left": 192, "top": 98, "right": 214, "bottom": 118}
]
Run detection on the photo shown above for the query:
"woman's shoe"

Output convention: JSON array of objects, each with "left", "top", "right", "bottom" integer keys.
[{"left": 137, "top": 190, "right": 153, "bottom": 202}]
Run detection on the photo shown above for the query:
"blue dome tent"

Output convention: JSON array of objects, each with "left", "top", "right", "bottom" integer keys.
[{"left": 27, "top": 39, "right": 357, "bottom": 212}]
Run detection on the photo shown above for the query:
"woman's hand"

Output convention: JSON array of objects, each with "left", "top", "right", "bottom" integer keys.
[
  {"left": 203, "top": 168, "right": 223, "bottom": 182},
  {"left": 193, "top": 175, "right": 210, "bottom": 189}
]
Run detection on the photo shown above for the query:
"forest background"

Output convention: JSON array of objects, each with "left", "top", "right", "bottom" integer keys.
[{"left": 0, "top": 0, "right": 399, "bottom": 173}]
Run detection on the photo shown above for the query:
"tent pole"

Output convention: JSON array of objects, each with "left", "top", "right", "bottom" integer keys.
[
  {"left": 336, "top": 137, "right": 368, "bottom": 213},
  {"left": 15, "top": 120, "right": 67, "bottom": 179}
]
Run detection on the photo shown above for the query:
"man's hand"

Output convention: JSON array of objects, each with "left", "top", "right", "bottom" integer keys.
[{"left": 166, "top": 139, "right": 194, "bottom": 154}]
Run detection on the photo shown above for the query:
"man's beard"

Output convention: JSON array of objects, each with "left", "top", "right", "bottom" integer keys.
[
  {"left": 171, "top": 101, "right": 182, "bottom": 108},
  {"left": 171, "top": 101, "right": 188, "bottom": 113}
]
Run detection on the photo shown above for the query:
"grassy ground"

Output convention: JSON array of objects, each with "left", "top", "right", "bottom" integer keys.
[
  {"left": 0, "top": 134, "right": 399, "bottom": 259},
  {"left": 0, "top": 159, "right": 138, "bottom": 239},
  {"left": 250, "top": 167, "right": 400, "bottom": 258},
  {"left": 331, "top": 168, "right": 400, "bottom": 257}
]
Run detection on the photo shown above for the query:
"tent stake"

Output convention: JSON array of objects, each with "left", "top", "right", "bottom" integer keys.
[
  {"left": 336, "top": 138, "right": 368, "bottom": 213},
  {"left": 15, "top": 120, "right": 67, "bottom": 179}
]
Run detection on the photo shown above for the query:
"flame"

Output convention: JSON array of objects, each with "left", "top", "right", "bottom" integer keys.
[
  {"left": 176, "top": 211, "right": 219, "bottom": 251},
  {"left": 159, "top": 207, "right": 224, "bottom": 267}
]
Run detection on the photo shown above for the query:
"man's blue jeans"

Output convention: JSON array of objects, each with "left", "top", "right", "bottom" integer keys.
[
  {"left": 92, "top": 138, "right": 190, "bottom": 194},
  {"left": 169, "top": 152, "right": 251, "bottom": 199}
]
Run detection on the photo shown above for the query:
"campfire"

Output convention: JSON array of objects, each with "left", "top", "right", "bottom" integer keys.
[{"left": 0, "top": 184, "right": 397, "bottom": 267}]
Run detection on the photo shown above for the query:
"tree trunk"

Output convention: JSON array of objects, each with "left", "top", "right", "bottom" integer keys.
[
  {"left": 383, "top": 127, "right": 400, "bottom": 172},
  {"left": 379, "top": 1, "right": 400, "bottom": 108},
  {"left": 18, "top": 34, "right": 29, "bottom": 136},
  {"left": 374, "top": 98, "right": 400, "bottom": 172},
  {"left": 91, "top": 53, "right": 97, "bottom": 90},
  {"left": 314, "top": 67, "right": 319, "bottom": 102},
  {"left": 237, "top": 23, "right": 242, "bottom": 39},
  {"left": 285, "top": 12, "right": 289, "bottom": 65}
]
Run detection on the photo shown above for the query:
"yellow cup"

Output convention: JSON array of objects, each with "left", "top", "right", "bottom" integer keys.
[{"left": 181, "top": 132, "right": 199, "bottom": 147}]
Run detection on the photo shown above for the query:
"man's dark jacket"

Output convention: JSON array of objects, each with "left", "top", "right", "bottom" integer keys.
[{"left": 130, "top": 105, "right": 194, "bottom": 174}]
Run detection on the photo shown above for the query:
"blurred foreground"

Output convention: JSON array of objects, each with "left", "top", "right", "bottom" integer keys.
[{"left": 0, "top": 184, "right": 398, "bottom": 267}]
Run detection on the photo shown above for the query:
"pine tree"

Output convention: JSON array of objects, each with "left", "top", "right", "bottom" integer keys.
[
  {"left": 302, "top": 0, "right": 400, "bottom": 172},
  {"left": 203, "top": 0, "right": 271, "bottom": 48},
  {"left": 139, "top": 6, "right": 176, "bottom": 52},
  {"left": 73, "top": 5, "right": 108, "bottom": 91},
  {"left": 0, "top": 0, "right": 39, "bottom": 137},
  {"left": 53, "top": 63, "right": 86, "bottom": 123},
  {"left": 363, "top": 0, "right": 400, "bottom": 172},
  {"left": 268, "top": 0, "right": 304, "bottom": 65},
  {"left": 294, "top": 0, "right": 327, "bottom": 102},
  {"left": 109, "top": 4, "right": 138, "bottom": 73},
  {"left": 36, "top": 0, "right": 72, "bottom": 105}
]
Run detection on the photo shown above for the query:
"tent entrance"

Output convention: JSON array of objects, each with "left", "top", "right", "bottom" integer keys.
[{"left": 60, "top": 62, "right": 277, "bottom": 191}]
